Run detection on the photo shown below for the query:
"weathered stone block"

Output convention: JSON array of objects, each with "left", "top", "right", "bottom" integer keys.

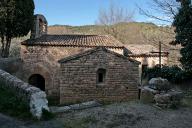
[{"left": 149, "top": 77, "right": 171, "bottom": 91}]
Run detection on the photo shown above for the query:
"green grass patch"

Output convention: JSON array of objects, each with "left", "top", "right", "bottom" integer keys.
[
  {"left": 0, "top": 86, "right": 32, "bottom": 120},
  {"left": 182, "top": 98, "right": 192, "bottom": 108},
  {"left": 63, "top": 116, "right": 97, "bottom": 128}
]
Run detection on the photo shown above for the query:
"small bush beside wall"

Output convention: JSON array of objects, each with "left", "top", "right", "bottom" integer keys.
[{"left": 0, "top": 85, "right": 32, "bottom": 119}]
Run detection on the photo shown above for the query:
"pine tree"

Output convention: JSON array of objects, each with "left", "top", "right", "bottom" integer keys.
[
  {"left": 173, "top": 0, "right": 192, "bottom": 72},
  {"left": 0, "top": 0, "right": 34, "bottom": 58}
]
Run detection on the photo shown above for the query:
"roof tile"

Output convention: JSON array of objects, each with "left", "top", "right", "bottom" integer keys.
[{"left": 21, "top": 34, "right": 124, "bottom": 48}]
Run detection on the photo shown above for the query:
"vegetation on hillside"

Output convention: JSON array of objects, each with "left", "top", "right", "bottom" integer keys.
[{"left": 49, "top": 22, "right": 174, "bottom": 48}]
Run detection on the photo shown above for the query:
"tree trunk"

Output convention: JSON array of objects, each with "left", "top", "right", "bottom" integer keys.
[
  {"left": 1, "top": 36, "right": 5, "bottom": 57},
  {"left": 1, "top": 36, "right": 11, "bottom": 58}
]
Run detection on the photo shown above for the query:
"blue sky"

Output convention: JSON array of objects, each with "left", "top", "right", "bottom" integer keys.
[{"left": 34, "top": 0, "right": 168, "bottom": 26}]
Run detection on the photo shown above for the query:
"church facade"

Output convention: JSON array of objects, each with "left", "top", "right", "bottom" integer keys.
[{"left": 20, "top": 14, "right": 140, "bottom": 104}]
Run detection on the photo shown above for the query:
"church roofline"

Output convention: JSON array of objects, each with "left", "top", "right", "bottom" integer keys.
[{"left": 58, "top": 47, "right": 140, "bottom": 64}]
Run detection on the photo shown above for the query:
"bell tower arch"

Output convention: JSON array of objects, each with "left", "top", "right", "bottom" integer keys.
[{"left": 30, "top": 14, "right": 48, "bottom": 39}]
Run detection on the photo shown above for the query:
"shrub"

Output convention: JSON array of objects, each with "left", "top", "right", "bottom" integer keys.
[
  {"left": 0, "top": 86, "right": 32, "bottom": 119},
  {"left": 143, "top": 65, "right": 192, "bottom": 83}
]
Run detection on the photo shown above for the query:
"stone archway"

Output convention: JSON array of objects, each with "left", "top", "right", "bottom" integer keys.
[
  {"left": 23, "top": 64, "right": 55, "bottom": 96},
  {"left": 29, "top": 74, "right": 45, "bottom": 91}
]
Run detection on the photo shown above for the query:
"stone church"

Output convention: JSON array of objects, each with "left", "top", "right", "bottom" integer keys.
[{"left": 19, "top": 14, "right": 140, "bottom": 104}]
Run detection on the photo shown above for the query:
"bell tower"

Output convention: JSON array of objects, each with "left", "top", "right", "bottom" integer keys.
[{"left": 30, "top": 14, "right": 48, "bottom": 39}]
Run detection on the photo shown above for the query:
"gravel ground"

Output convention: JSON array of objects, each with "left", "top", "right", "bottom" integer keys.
[{"left": 1, "top": 102, "right": 192, "bottom": 128}]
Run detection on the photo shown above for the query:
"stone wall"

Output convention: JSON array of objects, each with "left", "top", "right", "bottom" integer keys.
[
  {"left": 20, "top": 45, "right": 88, "bottom": 97},
  {"left": 59, "top": 48, "right": 139, "bottom": 104},
  {"left": 0, "top": 58, "right": 22, "bottom": 74},
  {"left": 0, "top": 69, "right": 49, "bottom": 119},
  {"left": 20, "top": 45, "right": 124, "bottom": 98}
]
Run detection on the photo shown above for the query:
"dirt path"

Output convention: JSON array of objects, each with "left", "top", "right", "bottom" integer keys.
[{"left": 0, "top": 102, "right": 192, "bottom": 128}]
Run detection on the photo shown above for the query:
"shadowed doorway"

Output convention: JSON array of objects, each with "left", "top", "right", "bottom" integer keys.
[{"left": 28, "top": 74, "right": 45, "bottom": 91}]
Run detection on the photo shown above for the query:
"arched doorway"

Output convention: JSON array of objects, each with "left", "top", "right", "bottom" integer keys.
[{"left": 28, "top": 74, "right": 45, "bottom": 91}]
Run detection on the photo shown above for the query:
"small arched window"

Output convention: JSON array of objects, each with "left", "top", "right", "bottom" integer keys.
[{"left": 97, "top": 68, "right": 106, "bottom": 84}]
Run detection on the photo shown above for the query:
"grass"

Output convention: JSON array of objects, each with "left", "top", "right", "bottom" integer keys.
[
  {"left": 63, "top": 116, "right": 97, "bottom": 128},
  {"left": 182, "top": 98, "right": 192, "bottom": 108},
  {"left": 0, "top": 86, "right": 32, "bottom": 120}
]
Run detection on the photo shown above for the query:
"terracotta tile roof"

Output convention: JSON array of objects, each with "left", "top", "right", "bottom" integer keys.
[
  {"left": 21, "top": 34, "right": 124, "bottom": 49},
  {"left": 58, "top": 47, "right": 140, "bottom": 64}
]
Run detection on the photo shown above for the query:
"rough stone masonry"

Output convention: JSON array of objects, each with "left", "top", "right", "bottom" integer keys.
[{"left": 59, "top": 47, "right": 140, "bottom": 104}]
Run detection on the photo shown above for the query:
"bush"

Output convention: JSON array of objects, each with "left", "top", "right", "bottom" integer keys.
[
  {"left": 0, "top": 86, "right": 32, "bottom": 119},
  {"left": 143, "top": 65, "right": 192, "bottom": 83}
]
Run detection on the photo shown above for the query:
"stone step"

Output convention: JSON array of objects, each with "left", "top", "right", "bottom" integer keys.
[{"left": 50, "top": 101, "right": 102, "bottom": 113}]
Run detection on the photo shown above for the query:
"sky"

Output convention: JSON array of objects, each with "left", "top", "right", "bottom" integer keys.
[{"left": 34, "top": 0, "right": 169, "bottom": 26}]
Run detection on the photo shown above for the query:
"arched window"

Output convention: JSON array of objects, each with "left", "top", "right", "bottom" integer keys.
[{"left": 97, "top": 68, "right": 106, "bottom": 84}]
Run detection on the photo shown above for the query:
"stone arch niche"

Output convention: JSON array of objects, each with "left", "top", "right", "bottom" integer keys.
[
  {"left": 25, "top": 64, "right": 52, "bottom": 94},
  {"left": 29, "top": 74, "right": 45, "bottom": 91}
]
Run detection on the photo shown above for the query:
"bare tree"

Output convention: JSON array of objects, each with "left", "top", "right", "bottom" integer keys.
[
  {"left": 138, "top": 0, "right": 183, "bottom": 66},
  {"left": 137, "top": 0, "right": 180, "bottom": 24},
  {"left": 136, "top": 0, "right": 179, "bottom": 46},
  {"left": 96, "top": 1, "right": 134, "bottom": 38}
]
